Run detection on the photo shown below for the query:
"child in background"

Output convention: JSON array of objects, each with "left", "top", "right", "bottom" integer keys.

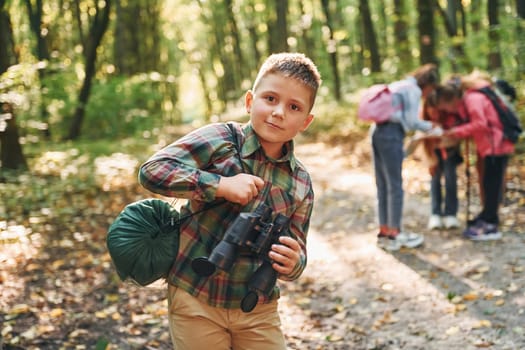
[
  {"left": 372, "top": 64, "right": 441, "bottom": 251},
  {"left": 422, "top": 90, "right": 463, "bottom": 230},
  {"left": 139, "top": 53, "right": 321, "bottom": 349},
  {"left": 435, "top": 72, "right": 515, "bottom": 240}
]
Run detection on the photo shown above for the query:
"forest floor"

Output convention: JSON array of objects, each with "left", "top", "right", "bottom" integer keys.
[{"left": 1, "top": 135, "right": 525, "bottom": 350}]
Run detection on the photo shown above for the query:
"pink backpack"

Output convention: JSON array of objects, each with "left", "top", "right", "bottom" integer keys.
[{"left": 357, "top": 84, "right": 396, "bottom": 123}]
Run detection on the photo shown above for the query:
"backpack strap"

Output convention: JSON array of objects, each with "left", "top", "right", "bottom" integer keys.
[
  {"left": 168, "top": 122, "right": 245, "bottom": 226},
  {"left": 226, "top": 121, "right": 247, "bottom": 172}
]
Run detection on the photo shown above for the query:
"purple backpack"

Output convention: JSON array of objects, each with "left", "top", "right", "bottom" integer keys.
[{"left": 357, "top": 84, "right": 396, "bottom": 123}]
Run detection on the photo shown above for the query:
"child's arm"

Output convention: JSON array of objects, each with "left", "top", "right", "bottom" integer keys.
[{"left": 139, "top": 124, "right": 260, "bottom": 202}]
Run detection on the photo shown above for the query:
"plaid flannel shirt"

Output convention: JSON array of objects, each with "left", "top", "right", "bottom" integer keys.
[{"left": 139, "top": 122, "right": 313, "bottom": 309}]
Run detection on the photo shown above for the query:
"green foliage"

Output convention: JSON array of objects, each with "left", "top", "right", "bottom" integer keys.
[
  {"left": 1, "top": 62, "right": 172, "bottom": 141},
  {"left": 40, "top": 65, "right": 78, "bottom": 133},
  {"left": 0, "top": 138, "right": 150, "bottom": 221},
  {"left": 83, "top": 74, "right": 165, "bottom": 139},
  {"left": 0, "top": 62, "right": 42, "bottom": 130},
  {"left": 303, "top": 98, "right": 368, "bottom": 142}
]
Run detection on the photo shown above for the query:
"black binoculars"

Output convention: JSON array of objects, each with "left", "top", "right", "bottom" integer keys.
[{"left": 191, "top": 203, "right": 290, "bottom": 312}]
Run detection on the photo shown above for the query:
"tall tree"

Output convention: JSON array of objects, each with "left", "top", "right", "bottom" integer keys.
[
  {"left": 297, "top": 1, "right": 316, "bottom": 61},
  {"left": 517, "top": 0, "right": 525, "bottom": 77},
  {"left": 24, "top": 0, "right": 49, "bottom": 61},
  {"left": 68, "top": 0, "right": 111, "bottom": 140},
  {"left": 224, "top": 0, "right": 247, "bottom": 81},
  {"left": 0, "top": 0, "right": 27, "bottom": 172},
  {"left": 245, "top": 0, "right": 262, "bottom": 71},
  {"left": 320, "top": 0, "right": 341, "bottom": 100},
  {"left": 267, "top": 0, "right": 289, "bottom": 53},
  {"left": 24, "top": 0, "right": 51, "bottom": 138},
  {"left": 114, "top": 0, "right": 161, "bottom": 74},
  {"left": 433, "top": 0, "right": 471, "bottom": 71},
  {"left": 393, "top": 0, "right": 412, "bottom": 71},
  {"left": 418, "top": 0, "right": 437, "bottom": 64},
  {"left": 487, "top": 0, "right": 502, "bottom": 70},
  {"left": 358, "top": 0, "right": 381, "bottom": 72},
  {"left": 195, "top": 0, "right": 233, "bottom": 112}
]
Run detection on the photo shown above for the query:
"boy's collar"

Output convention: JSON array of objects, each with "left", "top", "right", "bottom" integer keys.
[{"left": 241, "top": 124, "right": 297, "bottom": 171}]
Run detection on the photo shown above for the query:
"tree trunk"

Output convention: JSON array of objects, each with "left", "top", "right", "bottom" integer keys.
[
  {"left": 298, "top": 1, "right": 316, "bottom": 61},
  {"left": 519, "top": 0, "right": 525, "bottom": 18},
  {"left": 24, "top": 0, "right": 51, "bottom": 138},
  {"left": 358, "top": 0, "right": 381, "bottom": 72},
  {"left": 210, "top": 1, "right": 235, "bottom": 105},
  {"left": 320, "top": 0, "right": 341, "bottom": 100},
  {"left": 1, "top": 103, "right": 27, "bottom": 171},
  {"left": 432, "top": 0, "right": 471, "bottom": 71},
  {"left": 471, "top": 0, "right": 482, "bottom": 32},
  {"left": 487, "top": 0, "right": 502, "bottom": 70},
  {"left": 0, "top": 1, "right": 27, "bottom": 172},
  {"left": 224, "top": 0, "right": 246, "bottom": 81},
  {"left": 245, "top": 0, "right": 262, "bottom": 71},
  {"left": 267, "top": 0, "right": 288, "bottom": 53},
  {"left": 68, "top": 0, "right": 111, "bottom": 140},
  {"left": 517, "top": 0, "right": 525, "bottom": 78},
  {"left": 114, "top": 0, "right": 160, "bottom": 75},
  {"left": 418, "top": 0, "right": 437, "bottom": 65},
  {"left": 0, "top": 0, "right": 16, "bottom": 70},
  {"left": 393, "top": 0, "right": 412, "bottom": 71},
  {"left": 378, "top": 0, "right": 388, "bottom": 50}
]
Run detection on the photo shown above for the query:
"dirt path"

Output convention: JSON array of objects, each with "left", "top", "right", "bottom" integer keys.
[
  {"left": 278, "top": 142, "right": 525, "bottom": 350},
  {"left": 1, "top": 140, "right": 524, "bottom": 349}
]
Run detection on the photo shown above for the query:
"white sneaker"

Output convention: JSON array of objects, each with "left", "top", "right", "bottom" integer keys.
[
  {"left": 443, "top": 216, "right": 460, "bottom": 229},
  {"left": 385, "top": 232, "right": 424, "bottom": 251},
  {"left": 427, "top": 215, "right": 443, "bottom": 230}
]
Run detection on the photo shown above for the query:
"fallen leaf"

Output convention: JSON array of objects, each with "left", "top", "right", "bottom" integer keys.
[
  {"left": 455, "top": 304, "right": 467, "bottom": 312},
  {"left": 21, "top": 326, "right": 38, "bottom": 340},
  {"left": 381, "top": 283, "right": 393, "bottom": 291},
  {"left": 326, "top": 334, "right": 344, "bottom": 342},
  {"left": 95, "top": 311, "right": 108, "bottom": 318},
  {"left": 472, "top": 320, "right": 492, "bottom": 329},
  {"left": 495, "top": 299, "right": 505, "bottom": 306},
  {"left": 463, "top": 291, "right": 479, "bottom": 301},
  {"left": 451, "top": 295, "right": 463, "bottom": 304},
  {"left": 295, "top": 297, "right": 311, "bottom": 306},
  {"left": 507, "top": 283, "right": 519, "bottom": 292},
  {"left": 445, "top": 326, "right": 460, "bottom": 335},
  {"left": 476, "top": 266, "right": 490, "bottom": 273},
  {"left": 473, "top": 340, "right": 494, "bottom": 347},
  {"left": 50, "top": 308, "right": 64, "bottom": 318},
  {"left": 9, "top": 304, "right": 31, "bottom": 315}
]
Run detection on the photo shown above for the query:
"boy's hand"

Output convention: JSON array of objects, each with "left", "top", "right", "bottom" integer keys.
[
  {"left": 216, "top": 174, "right": 265, "bottom": 206},
  {"left": 268, "top": 236, "right": 301, "bottom": 276}
]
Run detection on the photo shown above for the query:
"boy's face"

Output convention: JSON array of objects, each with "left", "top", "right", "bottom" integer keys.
[{"left": 245, "top": 73, "right": 314, "bottom": 158}]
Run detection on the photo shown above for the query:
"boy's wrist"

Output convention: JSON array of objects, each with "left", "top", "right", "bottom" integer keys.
[{"left": 196, "top": 171, "right": 221, "bottom": 201}]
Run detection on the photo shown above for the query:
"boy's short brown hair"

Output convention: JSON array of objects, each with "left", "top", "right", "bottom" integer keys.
[{"left": 252, "top": 53, "right": 322, "bottom": 109}]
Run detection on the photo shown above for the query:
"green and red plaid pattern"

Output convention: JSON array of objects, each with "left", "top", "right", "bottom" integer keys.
[{"left": 139, "top": 122, "right": 313, "bottom": 309}]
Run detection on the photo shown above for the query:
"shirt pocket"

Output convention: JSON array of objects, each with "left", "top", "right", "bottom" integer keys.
[{"left": 206, "top": 145, "right": 244, "bottom": 176}]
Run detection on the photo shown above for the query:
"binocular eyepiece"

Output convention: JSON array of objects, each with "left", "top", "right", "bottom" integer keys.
[{"left": 191, "top": 203, "right": 290, "bottom": 312}]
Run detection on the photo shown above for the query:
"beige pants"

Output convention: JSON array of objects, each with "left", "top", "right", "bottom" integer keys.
[{"left": 167, "top": 285, "right": 287, "bottom": 350}]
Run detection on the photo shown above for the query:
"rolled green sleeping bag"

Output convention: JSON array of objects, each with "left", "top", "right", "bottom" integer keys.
[{"left": 107, "top": 198, "right": 180, "bottom": 286}]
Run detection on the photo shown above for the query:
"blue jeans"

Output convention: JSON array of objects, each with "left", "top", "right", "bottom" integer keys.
[
  {"left": 430, "top": 147, "right": 461, "bottom": 216},
  {"left": 372, "top": 122, "right": 405, "bottom": 230}
]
